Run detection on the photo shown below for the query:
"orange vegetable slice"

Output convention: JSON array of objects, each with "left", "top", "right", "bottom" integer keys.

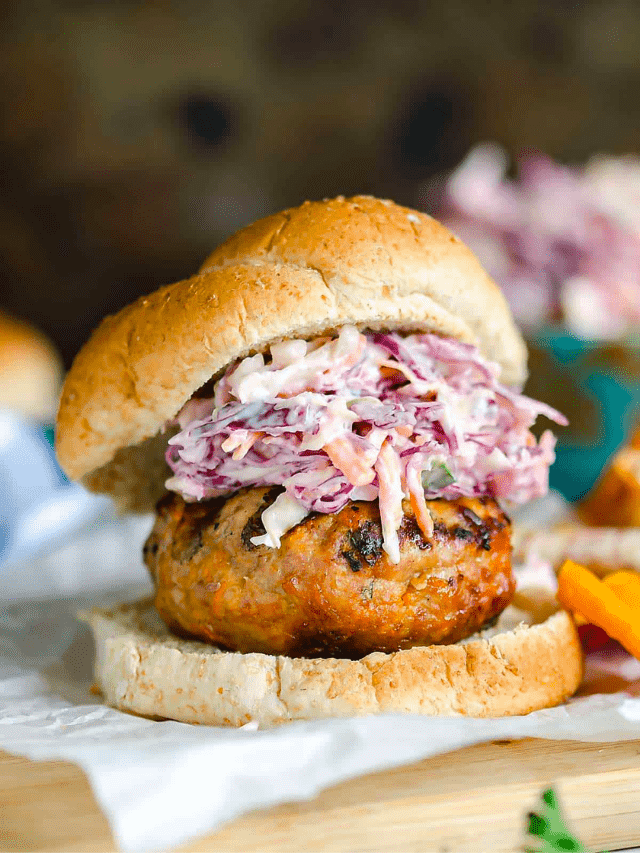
[
  {"left": 602, "top": 570, "right": 640, "bottom": 609},
  {"left": 572, "top": 571, "right": 640, "bottom": 623},
  {"left": 557, "top": 560, "right": 640, "bottom": 659}
]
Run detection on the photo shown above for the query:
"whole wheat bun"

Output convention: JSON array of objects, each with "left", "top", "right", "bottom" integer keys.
[
  {"left": 0, "top": 309, "right": 62, "bottom": 421},
  {"left": 56, "top": 196, "right": 527, "bottom": 512},
  {"left": 81, "top": 597, "right": 582, "bottom": 726}
]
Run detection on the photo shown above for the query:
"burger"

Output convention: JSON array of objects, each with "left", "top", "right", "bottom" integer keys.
[{"left": 56, "top": 196, "right": 582, "bottom": 726}]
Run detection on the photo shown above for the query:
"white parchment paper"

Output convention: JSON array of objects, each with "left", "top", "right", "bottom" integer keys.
[{"left": 2, "top": 509, "right": 640, "bottom": 852}]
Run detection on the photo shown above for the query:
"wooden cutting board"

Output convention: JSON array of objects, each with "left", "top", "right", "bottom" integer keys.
[{"left": 3, "top": 737, "right": 640, "bottom": 852}]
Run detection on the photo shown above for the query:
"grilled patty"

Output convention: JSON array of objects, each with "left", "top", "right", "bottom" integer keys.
[{"left": 144, "top": 487, "right": 515, "bottom": 658}]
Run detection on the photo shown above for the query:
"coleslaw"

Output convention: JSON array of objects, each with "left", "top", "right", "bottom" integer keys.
[
  {"left": 440, "top": 144, "right": 640, "bottom": 338},
  {"left": 166, "top": 326, "right": 566, "bottom": 563}
]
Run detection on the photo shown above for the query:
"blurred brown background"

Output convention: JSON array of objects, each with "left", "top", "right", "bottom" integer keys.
[{"left": 2, "top": 0, "right": 640, "bottom": 365}]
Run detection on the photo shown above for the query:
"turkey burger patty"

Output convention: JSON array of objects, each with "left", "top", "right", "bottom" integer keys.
[{"left": 144, "top": 488, "right": 514, "bottom": 658}]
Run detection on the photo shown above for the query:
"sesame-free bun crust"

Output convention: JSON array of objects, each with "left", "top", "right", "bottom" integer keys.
[
  {"left": 57, "top": 196, "right": 527, "bottom": 511},
  {"left": 81, "top": 597, "right": 582, "bottom": 726}
]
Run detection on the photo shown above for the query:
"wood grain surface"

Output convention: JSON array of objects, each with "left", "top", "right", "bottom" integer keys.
[{"left": 3, "top": 738, "right": 640, "bottom": 852}]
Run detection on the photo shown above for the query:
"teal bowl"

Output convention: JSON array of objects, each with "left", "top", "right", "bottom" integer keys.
[{"left": 525, "top": 328, "right": 640, "bottom": 503}]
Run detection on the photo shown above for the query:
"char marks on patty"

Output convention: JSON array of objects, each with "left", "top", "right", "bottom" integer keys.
[{"left": 144, "top": 487, "right": 515, "bottom": 658}]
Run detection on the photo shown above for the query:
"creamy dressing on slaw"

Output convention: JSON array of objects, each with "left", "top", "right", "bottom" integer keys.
[{"left": 166, "top": 327, "right": 566, "bottom": 563}]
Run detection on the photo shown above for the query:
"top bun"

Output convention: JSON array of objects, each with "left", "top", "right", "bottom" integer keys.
[
  {"left": 0, "top": 309, "right": 62, "bottom": 422},
  {"left": 56, "top": 196, "right": 527, "bottom": 512}
]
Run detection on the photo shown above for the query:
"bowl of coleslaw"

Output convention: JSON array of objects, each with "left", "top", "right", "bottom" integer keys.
[{"left": 438, "top": 145, "right": 640, "bottom": 500}]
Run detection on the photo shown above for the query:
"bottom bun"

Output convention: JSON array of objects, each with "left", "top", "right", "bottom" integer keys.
[{"left": 80, "top": 597, "right": 583, "bottom": 726}]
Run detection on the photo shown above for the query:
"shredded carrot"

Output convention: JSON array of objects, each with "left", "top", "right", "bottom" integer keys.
[
  {"left": 557, "top": 560, "right": 640, "bottom": 659},
  {"left": 395, "top": 424, "right": 413, "bottom": 438},
  {"left": 323, "top": 437, "right": 375, "bottom": 487},
  {"left": 221, "top": 431, "right": 262, "bottom": 459},
  {"left": 232, "top": 432, "right": 262, "bottom": 460},
  {"left": 404, "top": 463, "right": 434, "bottom": 538},
  {"left": 409, "top": 488, "right": 434, "bottom": 539}
]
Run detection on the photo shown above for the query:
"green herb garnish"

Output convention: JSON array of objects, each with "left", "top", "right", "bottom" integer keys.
[
  {"left": 526, "top": 787, "right": 606, "bottom": 853},
  {"left": 421, "top": 462, "right": 454, "bottom": 491}
]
